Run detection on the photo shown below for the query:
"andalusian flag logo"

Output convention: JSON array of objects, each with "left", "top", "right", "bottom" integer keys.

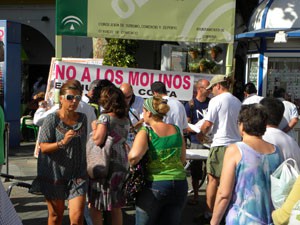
[
  {"left": 61, "top": 16, "right": 84, "bottom": 31},
  {"left": 56, "top": 0, "right": 87, "bottom": 36}
]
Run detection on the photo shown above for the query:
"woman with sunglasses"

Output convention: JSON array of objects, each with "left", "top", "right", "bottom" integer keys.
[
  {"left": 88, "top": 85, "right": 130, "bottom": 225},
  {"left": 36, "top": 80, "right": 87, "bottom": 225}
]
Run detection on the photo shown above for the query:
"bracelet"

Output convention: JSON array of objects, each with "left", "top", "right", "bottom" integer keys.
[{"left": 57, "top": 140, "right": 65, "bottom": 149}]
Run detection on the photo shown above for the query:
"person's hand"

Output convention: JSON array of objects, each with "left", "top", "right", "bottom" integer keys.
[
  {"left": 38, "top": 101, "right": 47, "bottom": 109},
  {"left": 197, "top": 132, "right": 211, "bottom": 143},
  {"left": 62, "top": 130, "right": 77, "bottom": 145},
  {"left": 197, "top": 132, "right": 205, "bottom": 142}
]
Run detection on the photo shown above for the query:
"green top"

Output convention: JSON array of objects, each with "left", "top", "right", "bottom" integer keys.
[
  {"left": 89, "top": 103, "right": 100, "bottom": 118},
  {"left": 142, "top": 125, "right": 186, "bottom": 181},
  {"left": 0, "top": 106, "right": 5, "bottom": 165}
]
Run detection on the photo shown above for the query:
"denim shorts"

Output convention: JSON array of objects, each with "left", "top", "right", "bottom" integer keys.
[{"left": 135, "top": 179, "right": 188, "bottom": 225}]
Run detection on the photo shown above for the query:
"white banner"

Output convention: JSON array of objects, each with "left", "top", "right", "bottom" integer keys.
[{"left": 46, "top": 58, "right": 213, "bottom": 103}]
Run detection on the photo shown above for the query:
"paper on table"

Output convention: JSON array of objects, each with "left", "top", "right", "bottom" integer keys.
[
  {"left": 190, "top": 119, "right": 213, "bottom": 144},
  {"left": 188, "top": 123, "right": 200, "bottom": 133},
  {"left": 194, "top": 119, "right": 205, "bottom": 128},
  {"left": 195, "top": 119, "right": 213, "bottom": 134}
]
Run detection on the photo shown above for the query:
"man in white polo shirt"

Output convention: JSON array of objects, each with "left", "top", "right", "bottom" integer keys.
[
  {"left": 197, "top": 74, "right": 241, "bottom": 222},
  {"left": 242, "top": 82, "right": 263, "bottom": 105},
  {"left": 273, "top": 88, "right": 299, "bottom": 141}
]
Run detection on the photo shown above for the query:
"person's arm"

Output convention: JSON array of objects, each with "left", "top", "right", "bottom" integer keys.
[
  {"left": 200, "top": 120, "right": 213, "bottom": 135},
  {"left": 33, "top": 105, "right": 58, "bottom": 126},
  {"left": 92, "top": 122, "right": 108, "bottom": 146},
  {"left": 181, "top": 104, "right": 189, "bottom": 131},
  {"left": 197, "top": 120, "right": 213, "bottom": 142},
  {"left": 39, "top": 113, "right": 76, "bottom": 154},
  {"left": 128, "top": 128, "right": 148, "bottom": 166},
  {"left": 184, "top": 104, "right": 194, "bottom": 132},
  {"left": 210, "top": 144, "right": 240, "bottom": 225},
  {"left": 283, "top": 117, "right": 298, "bottom": 133},
  {"left": 133, "top": 118, "right": 144, "bottom": 130},
  {"left": 272, "top": 176, "right": 300, "bottom": 225},
  {"left": 92, "top": 114, "right": 110, "bottom": 146},
  {"left": 185, "top": 125, "right": 195, "bottom": 134},
  {"left": 39, "top": 129, "right": 75, "bottom": 154}
]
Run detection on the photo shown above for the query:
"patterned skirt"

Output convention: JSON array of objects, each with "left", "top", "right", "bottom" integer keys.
[{"left": 88, "top": 143, "right": 129, "bottom": 211}]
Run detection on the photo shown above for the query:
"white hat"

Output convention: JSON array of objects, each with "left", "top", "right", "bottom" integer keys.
[{"left": 206, "top": 75, "right": 228, "bottom": 90}]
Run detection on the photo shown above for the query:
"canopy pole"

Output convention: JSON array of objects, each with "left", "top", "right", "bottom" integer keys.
[
  {"left": 54, "top": 35, "right": 62, "bottom": 104},
  {"left": 55, "top": 35, "right": 62, "bottom": 58},
  {"left": 225, "top": 43, "right": 234, "bottom": 76},
  {"left": 226, "top": 43, "right": 235, "bottom": 93}
]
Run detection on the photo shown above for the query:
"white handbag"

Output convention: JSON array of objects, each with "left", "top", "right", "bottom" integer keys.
[{"left": 271, "top": 158, "right": 299, "bottom": 209}]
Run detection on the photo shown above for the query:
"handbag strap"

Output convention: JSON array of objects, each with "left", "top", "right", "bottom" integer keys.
[
  {"left": 272, "top": 158, "right": 300, "bottom": 178},
  {"left": 129, "top": 108, "right": 140, "bottom": 122},
  {"left": 128, "top": 114, "right": 137, "bottom": 135},
  {"left": 285, "top": 158, "right": 299, "bottom": 173}
]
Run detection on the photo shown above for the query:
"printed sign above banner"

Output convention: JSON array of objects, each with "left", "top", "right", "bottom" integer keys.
[{"left": 56, "top": 0, "right": 236, "bottom": 43}]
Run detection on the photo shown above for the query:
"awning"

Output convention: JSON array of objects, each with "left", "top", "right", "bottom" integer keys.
[
  {"left": 286, "top": 29, "right": 300, "bottom": 37},
  {"left": 235, "top": 28, "right": 300, "bottom": 40}
]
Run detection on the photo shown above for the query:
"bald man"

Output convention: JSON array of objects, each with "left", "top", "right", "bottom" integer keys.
[
  {"left": 120, "top": 83, "right": 144, "bottom": 146},
  {"left": 120, "top": 83, "right": 144, "bottom": 116},
  {"left": 184, "top": 79, "right": 210, "bottom": 205}
]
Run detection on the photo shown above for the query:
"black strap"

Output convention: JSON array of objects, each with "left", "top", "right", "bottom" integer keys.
[
  {"left": 145, "top": 126, "right": 150, "bottom": 144},
  {"left": 129, "top": 108, "right": 139, "bottom": 121},
  {"left": 128, "top": 114, "right": 137, "bottom": 135}
]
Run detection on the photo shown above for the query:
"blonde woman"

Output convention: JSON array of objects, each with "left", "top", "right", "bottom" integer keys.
[{"left": 128, "top": 96, "right": 188, "bottom": 225}]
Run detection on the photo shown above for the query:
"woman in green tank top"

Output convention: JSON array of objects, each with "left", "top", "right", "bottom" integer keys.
[{"left": 128, "top": 96, "right": 188, "bottom": 225}]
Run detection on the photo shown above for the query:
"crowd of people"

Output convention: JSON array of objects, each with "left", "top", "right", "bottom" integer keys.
[{"left": 1, "top": 75, "right": 300, "bottom": 225}]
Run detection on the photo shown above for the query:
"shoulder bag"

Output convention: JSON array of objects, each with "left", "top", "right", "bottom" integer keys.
[
  {"left": 86, "top": 115, "right": 114, "bottom": 179},
  {"left": 271, "top": 158, "right": 299, "bottom": 209},
  {"left": 123, "top": 126, "right": 150, "bottom": 204}
]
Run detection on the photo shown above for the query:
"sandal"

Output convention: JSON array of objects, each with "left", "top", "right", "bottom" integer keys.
[{"left": 187, "top": 199, "right": 198, "bottom": 205}]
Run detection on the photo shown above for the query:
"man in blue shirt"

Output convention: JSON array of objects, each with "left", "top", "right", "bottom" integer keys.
[{"left": 185, "top": 79, "right": 210, "bottom": 205}]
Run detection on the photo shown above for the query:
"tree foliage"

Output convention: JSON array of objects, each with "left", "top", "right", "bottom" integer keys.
[{"left": 103, "top": 39, "right": 139, "bottom": 68}]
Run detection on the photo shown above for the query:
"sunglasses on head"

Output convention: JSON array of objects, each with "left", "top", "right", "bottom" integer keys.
[{"left": 64, "top": 94, "right": 81, "bottom": 101}]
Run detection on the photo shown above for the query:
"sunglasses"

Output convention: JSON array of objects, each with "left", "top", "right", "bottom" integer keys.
[{"left": 64, "top": 94, "right": 81, "bottom": 101}]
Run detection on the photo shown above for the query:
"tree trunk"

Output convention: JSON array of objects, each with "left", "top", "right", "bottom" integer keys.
[{"left": 92, "top": 38, "right": 108, "bottom": 59}]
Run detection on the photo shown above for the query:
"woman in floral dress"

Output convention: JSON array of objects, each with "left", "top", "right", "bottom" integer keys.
[{"left": 88, "top": 86, "right": 130, "bottom": 225}]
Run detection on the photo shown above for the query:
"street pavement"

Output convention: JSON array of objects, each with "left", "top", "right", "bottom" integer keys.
[{"left": 1, "top": 142, "right": 206, "bottom": 225}]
